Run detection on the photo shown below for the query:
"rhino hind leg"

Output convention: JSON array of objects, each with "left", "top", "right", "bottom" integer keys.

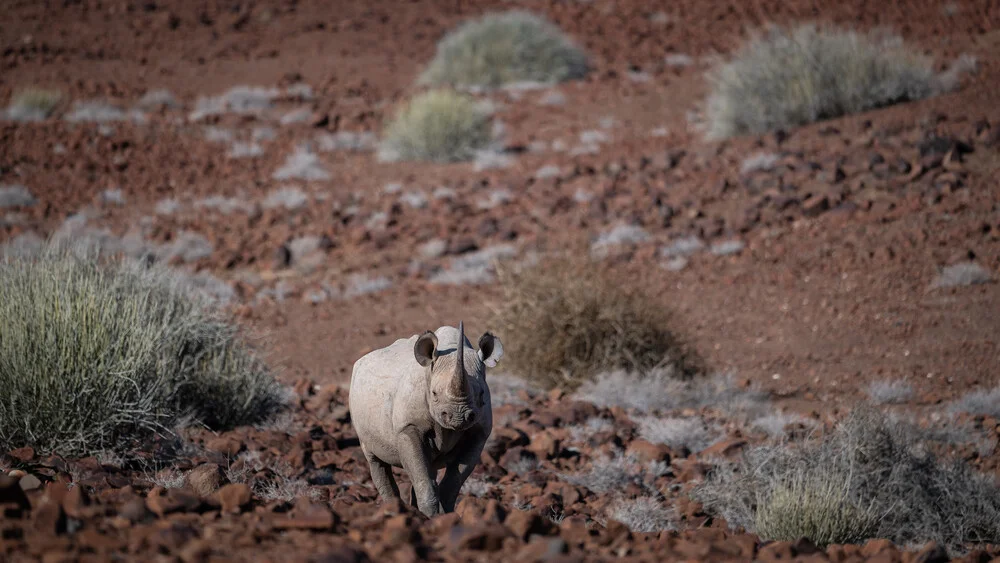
[{"left": 367, "top": 456, "right": 401, "bottom": 501}]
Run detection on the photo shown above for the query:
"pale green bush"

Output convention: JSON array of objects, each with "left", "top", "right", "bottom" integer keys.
[
  {"left": 379, "top": 89, "right": 493, "bottom": 163},
  {"left": 0, "top": 241, "right": 283, "bottom": 456},
  {"left": 419, "top": 10, "right": 588, "bottom": 89},
  {"left": 704, "top": 24, "right": 949, "bottom": 139}
]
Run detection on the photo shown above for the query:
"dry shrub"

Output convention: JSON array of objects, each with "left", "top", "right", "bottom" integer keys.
[
  {"left": 704, "top": 23, "right": 956, "bottom": 139},
  {"left": 693, "top": 407, "right": 1000, "bottom": 552},
  {"left": 419, "top": 10, "right": 588, "bottom": 89},
  {"left": 378, "top": 89, "right": 493, "bottom": 163},
  {"left": 491, "top": 255, "right": 702, "bottom": 390},
  {"left": 5, "top": 88, "right": 62, "bottom": 122},
  {"left": 0, "top": 240, "right": 284, "bottom": 457}
]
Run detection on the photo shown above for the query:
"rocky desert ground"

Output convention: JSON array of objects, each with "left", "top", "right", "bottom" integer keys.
[{"left": 3, "top": 0, "right": 1000, "bottom": 561}]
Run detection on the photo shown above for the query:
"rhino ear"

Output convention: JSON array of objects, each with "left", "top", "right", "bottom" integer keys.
[
  {"left": 477, "top": 332, "right": 503, "bottom": 369},
  {"left": 414, "top": 331, "right": 438, "bottom": 367}
]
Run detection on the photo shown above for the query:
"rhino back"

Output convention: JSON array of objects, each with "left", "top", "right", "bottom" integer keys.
[{"left": 349, "top": 335, "right": 425, "bottom": 464}]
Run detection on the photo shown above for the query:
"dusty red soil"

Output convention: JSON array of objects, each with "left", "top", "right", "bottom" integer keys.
[{"left": 3, "top": 0, "right": 1000, "bottom": 561}]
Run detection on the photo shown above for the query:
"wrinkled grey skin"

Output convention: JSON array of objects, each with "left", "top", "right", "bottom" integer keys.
[{"left": 349, "top": 321, "right": 503, "bottom": 516}]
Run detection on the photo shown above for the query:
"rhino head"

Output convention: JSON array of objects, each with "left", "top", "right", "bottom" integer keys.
[{"left": 413, "top": 321, "right": 503, "bottom": 431}]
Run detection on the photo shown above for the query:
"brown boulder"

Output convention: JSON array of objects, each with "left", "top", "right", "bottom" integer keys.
[
  {"left": 0, "top": 473, "right": 31, "bottom": 516},
  {"left": 446, "top": 523, "right": 514, "bottom": 552},
  {"left": 214, "top": 483, "right": 252, "bottom": 513},
  {"left": 185, "top": 463, "right": 227, "bottom": 498},
  {"left": 505, "top": 509, "right": 553, "bottom": 541}
]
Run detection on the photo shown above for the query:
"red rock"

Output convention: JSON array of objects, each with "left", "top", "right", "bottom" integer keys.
[
  {"left": 446, "top": 523, "right": 513, "bottom": 552},
  {"left": 527, "top": 431, "right": 560, "bottom": 460},
  {"left": 61, "top": 485, "right": 89, "bottom": 519},
  {"left": 272, "top": 498, "right": 337, "bottom": 530},
  {"left": 185, "top": 463, "right": 227, "bottom": 498},
  {"left": 516, "top": 536, "right": 570, "bottom": 561},
  {"left": 214, "top": 483, "right": 252, "bottom": 513},
  {"left": 700, "top": 438, "right": 747, "bottom": 459},
  {"left": 757, "top": 541, "right": 797, "bottom": 561},
  {"left": 0, "top": 473, "right": 31, "bottom": 516},
  {"left": 310, "top": 546, "right": 372, "bottom": 563},
  {"left": 910, "top": 541, "right": 948, "bottom": 563},
  {"left": 482, "top": 499, "right": 508, "bottom": 524},
  {"left": 119, "top": 497, "right": 151, "bottom": 523},
  {"left": 626, "top": 439, "right": 671, "bottom": 463},
  {"left": 205, "top": 436, "right": 243, "bottom": 458},
  {"left": 311, "top": 450, "right": 341, "bottom": 470},
  {"left": 145, "top": 486, "right": 201, "bottom": 517},
  {"left": 31, "top": 499, "right": 66, "bottom": 535},
  {"left": 861, "top": 539, "right": 901, "bottom": 562},
  {"left": 8, "top": 447, "right": 35, "bottom": 462},
  {"left": 18, "top": 474, "right": 42, "bottom": 491},
  {"left": 381, "top": 514, "right": 419, "bottom": 547},
  {"left": 505, "top": 509, "right": 552, "bottom": 540}
]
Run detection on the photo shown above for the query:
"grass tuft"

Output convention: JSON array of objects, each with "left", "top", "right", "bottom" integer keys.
[
  {"left": 607, "top": 496, "right": 677, "bottom": 533},
  {"left": 419, "top": 10, "right": 588, "bottom": 90},
  {"left": 693, "top": 407, "right": 1000, "bottom": 552},
  {"left": 5, "top": 88, "right": 62, "bottom": 122},
  {"left": 379, "top": 90, "right": 494, "bottom": 163},
  {"left": 491, "top": 255, "right": 702, "bottom": 390},
  {"left": 0, "top": 240, "right": 284, "bottom": 457},
  {"left": 704, "top": 23, "right": 951, "bottom": 139}
]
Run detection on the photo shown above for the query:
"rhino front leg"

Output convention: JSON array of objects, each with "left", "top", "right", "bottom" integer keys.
[
  {"left": 367, "top": 456, "right": 400, "bottom": 501},
  {"left": 398, "top": 427, "right": 440, "bottom": 517},
  {"left": 438, "top": 434, "right": 487, "bottom": 513}
]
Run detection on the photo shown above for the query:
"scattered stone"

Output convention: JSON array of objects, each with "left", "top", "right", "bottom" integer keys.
[
  {"left": 429, "top": 244, "right": 518, "bottom": 286},
  {"left": 400, "top": 191, "right": 428, "bottom": 209},
  {"left": 538, "top": 91, "right": 567, "bottom": 106},
  {"left": 18, "top": 474, "right": 42, "bottom": 491},
  {"left": 664, "top": 53, "right": 695, "bottom": 67},
  {"left": 214, "top": 483, "right": 252, "bottom": 513},
  {"left": 155, "top": 198, "right": 182, "bottom": 215},
  {"left": 931, "top": 262, "right": 994, "bottom": 289},
  {"left": 0, "top": 184, "right": 37, "bottom": 208},
  {"left": 477, "top": 188, "right": 513, "bottom": 210},
  {"left": 534, "top": 165, "right": 561, "bottom": 179},
  {"left": 740, "top": 152, "right": 779, "bottom": 175},
  {"left": 273, "top": 147, "right": 330, "bottom": 181},
  {"left": 661, "top": 236, "right": 705, "bottom": 257},
  {"left": 96, "top": 188, "right": 125, "bottom": 206},
  {"left": 186, "top": 464, "right": 227, "bottom": 498},
  {"left": 591, "top": 224, "right": 650, "bottom": 257},
  {"left": 203, "top": 126, "right": 235, "bottom": 144},
  {"left": 280, "top": 107, "right": 313, "bottom": 126},
  {"left": 710, "top": 239, "right": 745, "bottom": 256},
  {"left": 228, "top": 141, "right": 264, "bottom": 159},
  {"left": 419, "top": 239, "right": 448, "bottom": 260},
  {"left": 474, "top": 150, "right": 514, "bottom": 172},
  {"left": 263, "top": 187, "right": 309, "bottom": 211},
  {"left": 136, "top": 89, "right": 181, "bottom": 110},
  {"left": 65, "top": 100, "right": 143, "bottom": 123},
  {"left": 316, "top": 131, "right": 377, "bottom": 152}
]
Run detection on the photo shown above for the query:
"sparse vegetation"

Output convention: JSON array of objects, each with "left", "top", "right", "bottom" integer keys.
[
  {"left": 379, "top": 90, "right": 494, "bottom": 163},
  {"left": 559, "top": 450, "right": 661, "bottom": 494},
  {"left": 950, "top": 387, "right": 1000, "bottom": 418},
  {"left": 866, "top": 379, "right": 915, "bottom": 405},
  {"left": 5, "top": 88, "right": 62, "bottom": 122},
  {"left": 704, "top": 23, "right": 953, "bottom": 139},
  {"left": 575, "top": 371, "right": 768, "bottom": 418},
  {"left": 635, "top": 416, "right": 721, "bottom": 454},
  {"left": 606, "top": 497, "right": 677, "bottom": 533},
  {"left": 694, "top": 408, "right": 1000, "bottom": 552},
  {"left": 418, "top": 10, "right": 588, "bottom": 89},
  {"left": 492, "top": 255, "right": 703, "bottom": 390},
  {"left": 0, "top": 241, "right": 284, "bottom": 457}
]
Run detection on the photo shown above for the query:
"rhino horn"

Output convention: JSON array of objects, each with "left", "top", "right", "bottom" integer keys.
[{"left": 450, "top": 321, "right": 468, "bottom": 398}]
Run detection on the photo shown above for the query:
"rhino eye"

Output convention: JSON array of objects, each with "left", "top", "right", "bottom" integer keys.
[{"left": 432, "top": 390, "right": 438, "bottom": 398}]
